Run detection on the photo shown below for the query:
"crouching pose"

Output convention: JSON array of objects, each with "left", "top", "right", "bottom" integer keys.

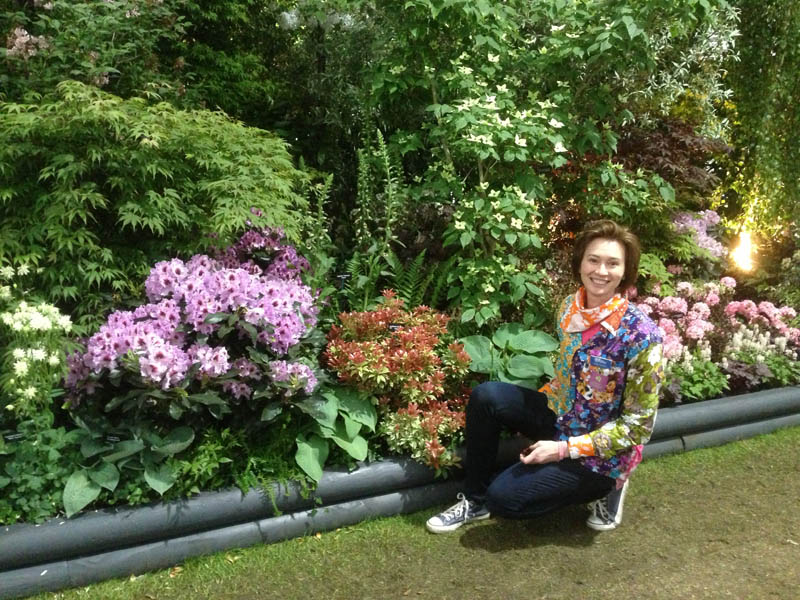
[{"left": 427, "top": 220, "right": 664, "bottom": 533}]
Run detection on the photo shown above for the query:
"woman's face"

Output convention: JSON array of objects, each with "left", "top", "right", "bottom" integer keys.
[{"left": 579, "top": 238, "right": 626, "bottom": 308}]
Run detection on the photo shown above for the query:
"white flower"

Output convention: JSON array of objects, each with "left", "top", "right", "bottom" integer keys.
[
  {"left": 497, "top": 84, "right": 508, "bottom": 93},
  {"left": 514, "top": 134, "right": 527, "bottom": 147},
  {"left": 16, "top": 263, "right": 30, "bottom": 276},
  {"left": 454, "top": 221, "right": 466, "bottom": 230},
  {"left": 491, "top": 201, "right": 501, "bottom": 210},
  {"left": 22, "top": 386, "right": 37, "bottom": 400},
  {"left": 389, "top": 65, "right": 407, "bottom": 75},
  {"left": 551, "top": 24, "right": 565, "bottom": 32},
  {"left": 548, "top": 118, "right": 564, "bottom": 128},
  {"left": 487, "top": 53, "right": 500, "bottom": 63},
  {"left": 511, "top": 218, "right": 523, "bottom": 229},
  {"left": 553, "top": 141, "right": 568, "bottom": 153},
  {"left": 12, "top": 348, "right": 25, "bottom": 360},
  {"left": 48, "top": 353, "right": 61, "bottom": 367},
  {"left": 484, "top": 284, "right": 496, "bottom": 293},
  {"left": 30, "top": 348, "right": 46, "bottom": 361},
  {"left": 458, "top": 66, "right": 473, "bottom": 75},
  {"left": 28, "top": 312, "right": 52, "bottom": 331},
  {"left": 495, "top": 213, "right": 504, "bottom": 222},
  {"left": 13, "top": 359, "right": 29, "bottom": 376},
  {"left": 0, "top": 266, "right": 14, "bottom": 279}
]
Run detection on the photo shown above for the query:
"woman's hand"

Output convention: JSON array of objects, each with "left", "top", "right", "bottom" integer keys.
[{"left": 519, "top": 440, "right": 564, "bottom": 464}]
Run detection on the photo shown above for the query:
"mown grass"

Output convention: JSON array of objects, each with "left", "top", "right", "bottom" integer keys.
[{"left": 35, "top": 426, "right": 800, "bottom": 600}]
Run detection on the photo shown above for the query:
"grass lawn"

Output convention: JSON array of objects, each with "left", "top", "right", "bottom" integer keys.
[{"left": 35, "top": 426, "right": 800, "bottom": 600}]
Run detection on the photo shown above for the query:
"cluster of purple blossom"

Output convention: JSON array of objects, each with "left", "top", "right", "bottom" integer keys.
[
  {"left": 66, "top": 229, "right": 320, "bottom": 404},
  {"left": 269, "top": 360, "right": 318, "bottom": 396},
  {"left": 672, "top": 210, "right": 726, "bottom": 259}
]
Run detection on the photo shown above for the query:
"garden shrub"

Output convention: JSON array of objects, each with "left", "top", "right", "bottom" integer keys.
[
  {"left": 1, "top": 0, "right": 188, "bottom": 103},
  {"left": 636, "top": 276, "right": 800, "bottom": 404},
  {"left": 0, "top": 80, "right": 310, "bottom": 330},
  {"left": 325, "top": 291, "right": 471, "bottom": 470},
  {"left": 1, "top": 228, "right": 373, "bottom": 519}
]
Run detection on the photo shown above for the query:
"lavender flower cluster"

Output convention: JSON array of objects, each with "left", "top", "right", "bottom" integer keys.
[
  {"left": 672, "top": 210, "right": 726, "bottom": 259},
  {"left": 66, "top": 229, "right": 319, "bottom": 404}
]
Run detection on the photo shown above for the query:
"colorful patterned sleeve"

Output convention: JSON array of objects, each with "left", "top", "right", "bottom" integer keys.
[{"left": 568, "top": 341, "right": 664, "bottom": 459}]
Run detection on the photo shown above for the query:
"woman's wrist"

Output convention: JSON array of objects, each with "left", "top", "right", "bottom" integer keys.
[{"left": 557, "top": 440, "right": 568, "bottom": 460}]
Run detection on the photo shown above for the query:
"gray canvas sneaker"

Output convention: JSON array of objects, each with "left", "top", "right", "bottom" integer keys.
[
  {"left": 586, "top": 478, "right": 629, "bottom": 531},
  {"left": 426, "top": 493, "right": 491, "bottom": 533}
]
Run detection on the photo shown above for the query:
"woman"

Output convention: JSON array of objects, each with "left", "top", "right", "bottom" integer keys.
[{"left": 427, "top": 219, "right": 664, "bottom": 533}]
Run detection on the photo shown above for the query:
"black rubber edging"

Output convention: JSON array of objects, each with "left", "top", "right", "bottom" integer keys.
[
  {"left": 1, "top": 386, "right": 799, "bottom": 599},
  {"left": 0, "top": 479, "right": 462, "bottom": 600},
  {"left": 0, "top": 434, "right": 528, "bottom": 575},
  {"left": 0, "top": 455, "right": 438, "bottom": 573}
]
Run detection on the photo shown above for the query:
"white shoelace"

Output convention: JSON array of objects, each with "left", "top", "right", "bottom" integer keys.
[
  {"left": 439, "top": 493, "right": 469, "bottom": 521},
  {"left": 590, "top": 497, "right": 611, "bottom": 522}
]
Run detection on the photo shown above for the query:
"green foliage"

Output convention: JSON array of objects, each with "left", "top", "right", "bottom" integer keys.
[
  {"left": 1, "top": 0, "right": 187, "bottom": 103},
  {"left": 0, "top": 81, "right": 309, "bottom": 329},
  {"left": 61, "top": 417, "right": 195, "bottom": 517},
  {"left": 460, "top": 323, "right": 558, "bottom": 390},
  {"left": 292, "top": 385, "right": 377, "bottom": 483},
  {"left": 638, "top": 252, "right": 675, "bottom": 296},
  {"left": 664, "top": 355, "right": 729, "bottom": 404},
  {"left": 725, "top": 0, "right": 800, "bottom": 236},
  {"left": 0, "top": 415, "right": 83, "bottom": 524}
]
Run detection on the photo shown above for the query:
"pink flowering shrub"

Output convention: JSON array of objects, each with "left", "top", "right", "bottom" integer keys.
[
  {"left": 636, "top": 275, "right": 800, "bottom": 403},
  {"left": 65, "top": 228, "right": 320, "bottom": 423}
]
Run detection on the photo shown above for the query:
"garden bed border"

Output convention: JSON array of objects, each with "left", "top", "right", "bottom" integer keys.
[{"left": 2, "top": 386, "right": 799, "bottom": 599}]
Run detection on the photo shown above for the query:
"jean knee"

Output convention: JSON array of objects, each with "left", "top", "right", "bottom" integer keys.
[{"left": 468, "top": 381, "right": 505, "bottom": 414}]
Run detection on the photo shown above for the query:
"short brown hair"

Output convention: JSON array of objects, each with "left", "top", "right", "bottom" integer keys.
[{"left": 571, "top": 219, "right": 641, "bottom": 292}]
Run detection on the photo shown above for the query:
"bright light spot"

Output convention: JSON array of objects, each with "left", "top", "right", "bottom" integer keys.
[{"left": 731, "top": 230, "right": 754, "bottom": 271}]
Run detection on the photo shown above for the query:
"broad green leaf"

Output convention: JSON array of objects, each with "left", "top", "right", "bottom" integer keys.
[
  {"left": 80, "top": 437, "right": 111, "bottom": 458},
  {"left": 508, "top": 330, "right": 559, "bottom": 354},
  {"left": 295, "top": 434, "right": 329, "bottom": 483},
  {"left": 189, "top": 391, "right": 227, "bottom": 406},
  {"left": 507, "top": 354, "right": 550, "bottom": 379},
  {"left": 342, "top": 414, "right": 362, "bottom": 440},
  {"left": 492, "top": 323, "right": 525, "bottom": 349},
  {"left": 152, "top": 426, "right": 194, "bottom": 456},
  {"left": 64, "top": 470, "right": 102, "bottom": 517},
  {"left": 326, "top": 387, "right": 377, "bottom": 432},
  {"left": 295, "top": 395, "right": 338, "bottom": 429},
  {"left": 460, "top": 308, "right": 476, "bottom": 323},
  {"left": 88, "top": 462, "right": 119, "bottom": 492},
  {"left": 0, "top": 476, "right": 10, "bottom": 489},
  {"left": 260, "top": 401, "right": 283, "bottom": 422},
  {"left": 459, "top": 335, "right": 494, "bottom": 373},
  {"left": 102, "top": 439, "right": 145, "bottom": 462},
  {"left": 328, "top": 420, "right": 369, "bottom": 461},
  {"left": 144, "top": 462, "right": 176, "bottom": 495}
]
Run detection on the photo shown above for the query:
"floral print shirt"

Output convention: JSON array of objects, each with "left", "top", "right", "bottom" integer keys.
[{"left": 540, "top": 294, "right": 664, "bottom": 482}]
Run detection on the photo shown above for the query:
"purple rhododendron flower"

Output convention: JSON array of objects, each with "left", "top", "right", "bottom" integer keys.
[
  {"left": 269, "top": 360, "right": 318, "bottom": 396},
  {"left": 65, "top": 228, "right": 321, "bottom": 404}
]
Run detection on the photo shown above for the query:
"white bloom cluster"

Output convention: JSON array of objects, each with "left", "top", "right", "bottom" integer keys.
[
  {"left": 1, "top": 300, "right": 72, "bottom": 333},
  {"left": 723, "top": 324, "right": 798, "bottom": 361}
]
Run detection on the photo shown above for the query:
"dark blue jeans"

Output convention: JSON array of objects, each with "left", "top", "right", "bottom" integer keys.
[{"left": 465, "top": 381, "right": 615, "bottom": 519}]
